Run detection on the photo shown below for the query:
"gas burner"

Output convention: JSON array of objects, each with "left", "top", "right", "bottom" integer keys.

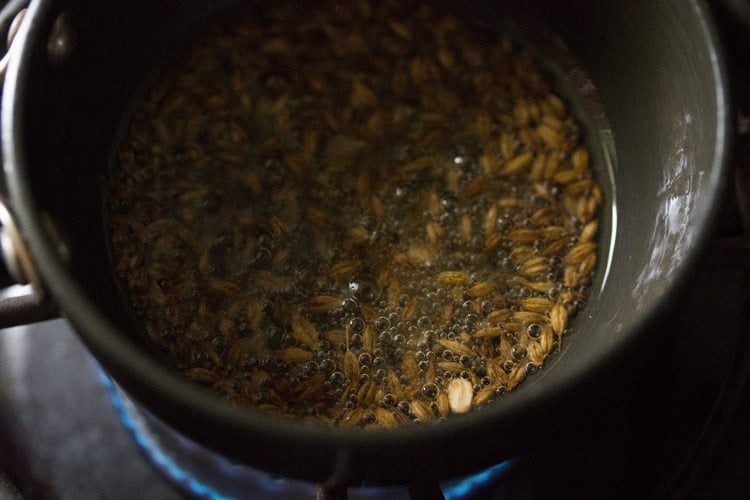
[
  {"left": 1, "top": 253, "right": 748, "bottom": 498},
  {"left": 102, "top": 372, "right": 517, "bottom": 500}
]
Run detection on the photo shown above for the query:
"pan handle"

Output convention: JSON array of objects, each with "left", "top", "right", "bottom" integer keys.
[
  {"left": 0, "top": 199, "right": 57, "bottom": 327},
  {"left": 0, "top": 3, "right": 58, "bottom": 328},
  {"left": 0, "top": 1, "right": 24, "bottom": 80}
]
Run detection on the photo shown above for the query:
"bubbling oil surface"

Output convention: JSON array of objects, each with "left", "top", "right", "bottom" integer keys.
[{"left": 106, "top": 0, "right": 603, "bottom": 427}]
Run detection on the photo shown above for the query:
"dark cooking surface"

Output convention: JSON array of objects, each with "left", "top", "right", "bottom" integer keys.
[
  {"left": 0, "top": 1, "right": 748, "bottom": 494},
  {"left": 1, "top": 0, "right": 736, "bottom": 483},
  {"left": 0, "top": 259, "right": 748, "bottom": 499}
]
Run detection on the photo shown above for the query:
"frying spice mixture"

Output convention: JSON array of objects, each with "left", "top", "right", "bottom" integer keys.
[{"left": 107, "top": 0, "right": 602, "bottom": 428}]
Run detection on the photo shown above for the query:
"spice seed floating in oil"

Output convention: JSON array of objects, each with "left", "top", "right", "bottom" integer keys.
[{"left": 106, "top": 0, "right": 603, "bottom": 428}]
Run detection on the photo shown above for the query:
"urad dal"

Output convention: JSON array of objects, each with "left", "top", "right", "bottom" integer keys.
[{"left": 106, "top": 0, "right": 603, "bottom": 428}]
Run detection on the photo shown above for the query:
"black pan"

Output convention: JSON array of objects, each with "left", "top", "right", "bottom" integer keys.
[{"left": 0, "top": 0, "right": 735, "bottom": 488}]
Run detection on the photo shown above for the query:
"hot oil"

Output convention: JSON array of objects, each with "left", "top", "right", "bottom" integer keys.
[{"left": 105, "top": 0, "right": 606, "bottom": 427}]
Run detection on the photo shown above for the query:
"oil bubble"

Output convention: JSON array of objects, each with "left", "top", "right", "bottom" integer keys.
[
  {"left": 350, "top": 333, "right": 363, "bottom": 348},
  {"left": 464, "top": 314, "right": 480, "bottom": 327},
  {"left": 421, "top": 383, "right": 438, "bottom": 398},
  {"left": 512, "top": 344, "right": 528, "bottom": 359},
  {"left": 304, "top": 360, "right": 320, "bottom": 375},
  {"left": 349, "top": 317, "right": 365, "bottom": 333},
  {"left": 330, "top": 371, "right": 345, "bottom": 385},
  {"left": 527, "top": 324, "right": 542, "bottom": 338},
  {"left": 375, "top": 316, "right": 391, "bottom": 333},
  {"left": 416, "top": 316, "right": 431, "bottom": 329}
]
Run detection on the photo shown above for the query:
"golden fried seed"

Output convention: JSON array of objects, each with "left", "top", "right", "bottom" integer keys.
[
  {"left": 512, "top": 311, "right": 547, "bottom": 324},
  {"left": 553, "top": 169, "right": 580, "bottom": 185},
  {"left": 350, "top": 80, "right": 377, "bottom": 109},
  {"left": 437, "top": 271, "right": 469, "bottom": 285},
  {"left": 563, "top": 264, "right": 579, "bottom": 287},
  {"left": 435, "top": 390, "right": 451, "bottom": 416},
  {"left": 308, "top": 295, "right": 342, "bottom": 313},
  {"left": 291, "top": 313, "right": 319, "bottom": 348},
  {"left": 388, "top": 280, "right": 402, "bottom": 308},
  {"left": 474, "top": 327, "right": 505, "bottom": 338},
  {"left": 529, "top": 153, "right": 546, "bottom": 181},
  {"left": 541, "top": 225, "right": 567, "bottom": 239},
  {"left": 275, "top": 347, "right": 313, "bottom": 364},
  {"left": 343, "top": 408, "right": 365, "bottom": 428},
  {"left": 388, "top": 19, "right": 412, "bottom": 39},
  {"left": 358, "top": 380, "right": 379, "bottom": 406},
  {"left": 566, "top": 179, "right": 595, "bottom": 195},
  {"left": 251, "top": 271, "right": 293, "bottom": 294},
  {"left": 540, "top": 114, "right": 564, "bottom": 131},
  {"left": 109, "top": 1, "right": 603, "bottom": 427},
  {"left": 401, "top": 296, "right": 419, "bottom": 321},
  {"left": 306, "top": 207, "right": 332, "bottom": 228},
  {"left": 392, "top": 251, "right": 415, "bottom": 269},
  {"left": 410, "top": 400, "right": 434, "bottom": 421},
  {"left": 466, "top": 281, "right": 496, "bottom": 298},
  {"left": 530, "top": 206, "right": 556, "bottom": 225},
  {"left": 343, "top": 350, "right": 360, "bottom": 382},
  {"left": 543, "top": 154, "right": 559, "bottom": 180},
  {"left": 506, "top": 229, "right": 539, "bottom": 243},
  {"left": 447, "top": 378, "right": 473, "bottom": 413},
  {"left": 501, "top": 151, "right": 534, "bottom": 176},
  {"left": 198, "top": 250, "right": 211, "bottom": 276},
  {"left": 536, "top": 123, "right": 562, "bottom": 149},
  {"left": 426, "top": 221, "right": 443, "bottom": 245},
  {"left": 460, "top": 214, "right": 473, "bottom": 242},
  {"left": 465, "top": 174, "right": 490, "bottom": 197},
  {"left": 403, "top": 156, "right": 436, "bottom": 174},
  {"left": 571, "top": 146, "right": 590, "bottom": 173},
  {"left": 579, "top": 252, "right": 597, "bottom": 276},
  {"left": 328, "top": 259, "right": 361, "bottom": 280},
  {"left": 473, "top": 386, "right": 495, "bottom": 407},
  {"left": 375, "top": 408, "right": 398, "bottom": 428},
  {"left": 486, "top": 309, "right": 512, "bottom": 323},
  {"left": 210, "top": 280, "right": 241, "bottom": 297},
  {"left": 563, "top": 241, "right": 598, "bottom": 265},
  {"left": 402, "top": 355, "right": 420, "bottom": 381},
  {"left": 521, "top": 297, "right": 554, "bottom": 314},
  {"left": 483, "top": 232, "right": 503, "bottom": 254},
  {"left": 186, "top": 367, "right": 220, "bottom": 384},
  {"left": 476, "top": 112, "right": 492, "bottom": 142},
  {"left": 520, "top": 256, "right": 549, "bottom": 277},
  {"left": 541, "top": 238, "right": 569, "bottom": 257},
  {"left": 438, "top": 338, "right": 474, "bottom": 357},
  {"left": 550, "top": 302, "right": 569, "bottom": 335},
  {"left": 513, "top": 100, "right": 530, "bottom": 127},
  {"left": 500, "top": 132, "right": 516, "bottom": 160},
  {"left": 507, "top": 363, "right": 528, "bottom": 390},
  {"left": 484, "top": 204, "right": 498, "bottom": 235},
  {"left": 437, "top": 360, "right": 465, "bottom": 373}
]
